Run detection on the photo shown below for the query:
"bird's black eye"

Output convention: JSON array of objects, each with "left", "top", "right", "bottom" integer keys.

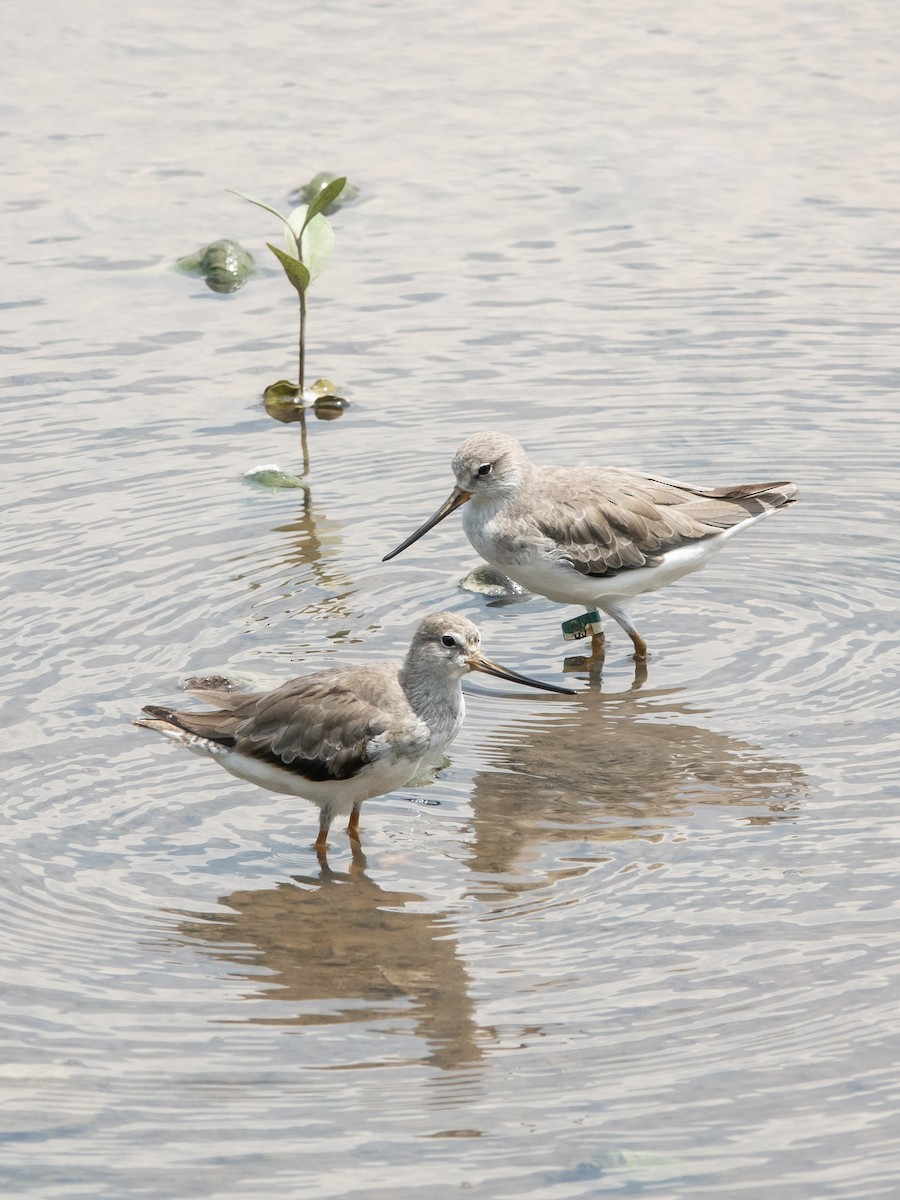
[
  {"left": 441, "top": 634, "right": 457, "bottom": 648},
  {"left": 477, "top": 463, "right": 492, "bottom": 477}
]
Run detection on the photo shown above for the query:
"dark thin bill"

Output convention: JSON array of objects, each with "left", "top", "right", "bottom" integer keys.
[
  {"left": 382, "top": 488, "right": 471, "bottom": 562},
  {"left": 471, "top": 655, "right": 576, "bottom": 695}
]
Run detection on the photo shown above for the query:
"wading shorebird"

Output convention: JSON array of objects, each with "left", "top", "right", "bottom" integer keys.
[
  {"left": 135, "top": 612, "right": 573, "bottom": 854},
  {"left": 383, "top": 432, "right": 798, "bottom": 662}
]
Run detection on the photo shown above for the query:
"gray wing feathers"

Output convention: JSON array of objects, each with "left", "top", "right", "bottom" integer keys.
[
  {"left": 236, "top": 675, "right": 393, "bottom": 778},
  {"left": 138, "top": 705, "right": 243, "bottom": 740},
  {"left": 532, "top": 469, "right": 797, "bottom": 577},
  {"left": 141, "top": 665, "right": 413, "bottom": 783}
]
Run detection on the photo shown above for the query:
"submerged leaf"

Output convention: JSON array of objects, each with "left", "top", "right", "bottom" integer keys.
[
  {"left": 176, "top": 239, "right": 255, "bottom": 293},
  {"left": 460, "top": 565, "right": 529, "bottom": 598},
  {"left": 175, "top": 250, "right": 203, "bottom": 272},
  {"left": 181, "top": 672, "right": 257, "bottom": 694}
]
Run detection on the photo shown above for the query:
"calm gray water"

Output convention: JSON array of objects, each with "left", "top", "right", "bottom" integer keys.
[{"left": 3, "top": 0, "right": 900, "bottom": 1196}]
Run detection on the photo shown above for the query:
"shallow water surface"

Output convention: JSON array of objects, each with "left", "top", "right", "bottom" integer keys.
[{"left": 3, "top": 0, "right": 900, "bottom": 1197}]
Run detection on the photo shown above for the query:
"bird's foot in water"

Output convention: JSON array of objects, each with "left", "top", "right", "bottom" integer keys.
[{"left": 563, "top": 626, "right": 606, "bottom": 674}]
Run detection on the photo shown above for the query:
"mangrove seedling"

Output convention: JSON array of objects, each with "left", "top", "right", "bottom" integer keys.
[{"left": 230, "top": 177, "right": 347, "bottom": 394}]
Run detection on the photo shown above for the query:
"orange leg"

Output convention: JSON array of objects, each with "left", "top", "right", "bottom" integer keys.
[
  {"left": 606, "top": 603, "right": 649, "bottom": 662},
  {"left": 630, "top": 629, "right": 648, "bottom": 662},
  {"left": 315, "top": 804, "right": 333, "bottom": 856},
  {"left": 347, "top": 805, "right": 361, "bottom": 842}
]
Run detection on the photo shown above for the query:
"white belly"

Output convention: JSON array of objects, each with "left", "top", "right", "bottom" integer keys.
[
  {"left": 179, "top": 735, "right": 423, "bottom": 814},
  {"left": 466, "top": 507, "right": 775, "bottom": 611},
  {"left": 503, "top": 539, "right": 715, "bottom": 606}
]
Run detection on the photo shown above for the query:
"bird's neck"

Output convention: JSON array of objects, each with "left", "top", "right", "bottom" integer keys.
[{"left": 398, "top": 661, "right": 464, "bottom": 745}]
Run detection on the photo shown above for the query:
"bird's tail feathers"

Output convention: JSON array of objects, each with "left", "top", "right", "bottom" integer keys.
[
  {"left": 134, "top": 705, "right": 237, "bottom": 746},
  {"left": 713, "top": 481, "right": 798, "bottom": 507}
]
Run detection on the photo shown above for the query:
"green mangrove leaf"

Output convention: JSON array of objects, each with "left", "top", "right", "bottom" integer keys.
[
  {"left": 460, "top": 564, "right": 529, "bottom": 598},
  {"left": 266, "top": 243, "right": 310, "bottom": 294},
  {"left": 176, "top": 250, "right": 203, "bottom": 272},
  {"left": 301, "top": 214, "right": 335, "bottom": 280},
  {"left": 313, "top": 395, "right": 348, "bottom": 421},
  {"left": 206, "top": 240, "right": 255, "bottom": 292},
  {"left": 285, "top": 205, "right": 309, "bottom": 243},
  {"left": 263, "top": 379, "right": 303, "bottom": 402},
  {"left": 181, "top": 671, "right": 257, "bottom": 694},
  {"left": 264, "top": 401, "right": 305, "bottom": 424},
  {"left": 228, "top": 189, "right": 290, "bottom": 226},
  {"left": 308, "top": 377, "right": 338, "bottom": 395},
  {"left": 303, "top": 176, "right": 347, "bottom": 225},
  {"left": 177, "top": 241, "right": 255, "bottom": 292},
  {"left": 285, "top": 207, "right": 335, "bottom": 281},
  {"left": 283, "top": 224, "right": 300, "bottom": 259},
  {"left": 242, "top": 463, "right": 310, "bottom": 490},
  {"left": 298, "top": 173, "right": 359, "bottom": 211},
  {"left": 263, "top": 379, "right": 306, "bottom": 423}
]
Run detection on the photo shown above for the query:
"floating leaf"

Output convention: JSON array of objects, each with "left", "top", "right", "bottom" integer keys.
[
  {"left": 308, "top": 377, "right": 338, "bottom": 395},
  {"left": 313, "top": 395, "right": 348, "bottom": 421},
  {"left": 263, "top": 380, "right": 307, "bottom": 423},
  {"left": 266, "top": 243, "right": 310, "bottom": 294},
  {"left": 175, "top": 250, "right": 203, "bottom": 272},
  {"left": 242, "top": 463, "right": 310, "bottom": 490},
  {"left": 176, "top": 239, "right": 255, "bottom": 293},
  {"left": 181, "top": 672, "right": 256, "bottom": 694},
  {"left": 263, "top": 379, "right": 303, "bottom": 403},
  {"left": 460, "top": 565, "right": 529, "bottom": 598}
]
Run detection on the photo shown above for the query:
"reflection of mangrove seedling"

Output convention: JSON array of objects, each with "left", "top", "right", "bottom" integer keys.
[
  {"left": 292, "top": 171, "right": 360, "bottom": 213},
  {"left": 230, "top": 177, "right": 347, "bottom": 393},
  {"left": 176, "top": 239, "right": 255, "bottom": 293},
  {"left": 263, "top": 377, "right": 349, "bottom": 424}
]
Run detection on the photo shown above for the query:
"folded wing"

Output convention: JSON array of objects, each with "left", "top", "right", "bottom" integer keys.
[
  {"left": 531, "top": 468, "right": 798, "bottom": 577},
  {"left": 140, "top": 666, "right": 413, "bottom": 783}
]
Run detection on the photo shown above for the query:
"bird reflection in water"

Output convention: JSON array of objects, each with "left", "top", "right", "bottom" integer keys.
[
  {"left": 465, "top": 684, "right": 806, "bottom": 883},
  {"left": 173, "top": 851, "right": 485, "bottom": 1071}
]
